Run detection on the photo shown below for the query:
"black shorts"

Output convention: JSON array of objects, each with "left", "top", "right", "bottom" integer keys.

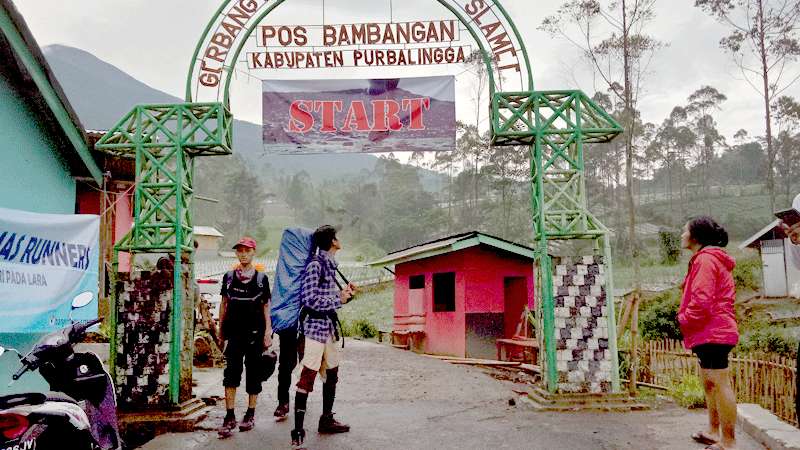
[
  {"left": 692, "top": 343, "right": 734, "bottom": 369},
  {"left": 223, "top": 333, "right": 265, "bottom": 394}
]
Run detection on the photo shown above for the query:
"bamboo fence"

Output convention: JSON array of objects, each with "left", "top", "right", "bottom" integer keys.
[{"left": 636, "top": 339, "right": 797, "bottom": 427}]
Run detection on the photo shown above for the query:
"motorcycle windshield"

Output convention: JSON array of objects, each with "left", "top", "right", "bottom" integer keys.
[{"left": 0, "top": 333, "right": 48, "bottom": 395}]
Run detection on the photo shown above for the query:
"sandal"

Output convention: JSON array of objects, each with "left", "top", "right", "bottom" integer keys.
[{"left": 691, "top": 431, "right": 718, "bottom": 445}]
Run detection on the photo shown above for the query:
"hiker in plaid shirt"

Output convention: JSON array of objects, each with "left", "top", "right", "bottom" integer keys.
[
  {"left": 299, "top": 255, "right": 340, "bottom": 342},
  {"left": 291, "top": 225, "right": 355, "bottom": 449}
]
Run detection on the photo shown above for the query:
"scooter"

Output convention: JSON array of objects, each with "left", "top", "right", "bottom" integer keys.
[{"left": 0, "top": 293, "right": 122, "bottom": 450}]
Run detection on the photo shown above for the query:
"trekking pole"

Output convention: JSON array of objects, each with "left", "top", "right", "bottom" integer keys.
[
  {"left": 336, "top": 268, "right": 350, "bottom": 286},
  {"left": 336, "top": 268, "right": 358, "bottom": 301}
]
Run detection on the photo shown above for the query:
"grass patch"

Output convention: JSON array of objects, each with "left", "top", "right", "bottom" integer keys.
[
  {"left": 338, "top": 282, "right": 394, "bottom": 338},
  {"left": 613, "top": 264, "right": 685, "bottom": 291},
  {"left": 669, "top": 374, "right": 706, "bottom": 409},
  {"left": 342, "top": 319, "right": 379, "bottom": 339}
]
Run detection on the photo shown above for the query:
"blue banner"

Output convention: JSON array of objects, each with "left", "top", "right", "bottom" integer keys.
[{"left": 0, "top": 207, "right": 99, "bottom": 332}]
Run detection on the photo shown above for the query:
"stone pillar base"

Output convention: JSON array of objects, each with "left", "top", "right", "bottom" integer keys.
[{"left": 550, "top": 255, "right": 614, "bottom": 394}]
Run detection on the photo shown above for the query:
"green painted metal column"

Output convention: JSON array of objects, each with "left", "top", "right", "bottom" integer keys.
[{"left": 97, "top": 103, "right": 232, "bottom": 407}]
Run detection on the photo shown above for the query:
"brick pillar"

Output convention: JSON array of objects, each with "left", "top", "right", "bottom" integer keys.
[
  {"left": 115, "top": 268, "right": 194, "bottom": 409},
  {"left": 551, "top": 255, "right": 613, "bottom": 393}
]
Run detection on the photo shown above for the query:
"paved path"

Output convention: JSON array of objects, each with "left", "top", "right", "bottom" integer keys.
[{"left": 143, "top": 340, "right": 763, "bottom": 449}]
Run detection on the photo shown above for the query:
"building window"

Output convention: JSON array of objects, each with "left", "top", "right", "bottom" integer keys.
[
  {"left": 433, "top": 272, "right": 456, "bottom": 312},
  {"left": 409, "top": 275, "right": 425, "bottom": 290}
]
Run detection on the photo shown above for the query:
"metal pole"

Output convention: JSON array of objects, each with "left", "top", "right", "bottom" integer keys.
[
  {"left": 109, "top": 249, "right": 119, "bottom": 384},
  {"left": 603, "top": 235, "right": 621, "bottom": 392}
]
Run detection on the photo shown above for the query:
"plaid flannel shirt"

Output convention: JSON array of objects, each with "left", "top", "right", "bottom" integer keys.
[{"left": 300, "top": 250, "right": 341, "bottom": 343}]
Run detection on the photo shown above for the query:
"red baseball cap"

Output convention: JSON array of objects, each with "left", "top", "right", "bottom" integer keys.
[{"left": 232, "top": 237, "right": 257, "bottom": 250}]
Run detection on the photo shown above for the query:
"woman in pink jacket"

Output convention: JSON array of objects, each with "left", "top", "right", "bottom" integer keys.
[{"left": 679, "top": 216, "right": 739, "bottom": 450}]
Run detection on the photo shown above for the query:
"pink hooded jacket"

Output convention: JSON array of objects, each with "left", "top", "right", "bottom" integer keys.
[{"left": 678, "top": 247, "right": 739, "bottom": 349}]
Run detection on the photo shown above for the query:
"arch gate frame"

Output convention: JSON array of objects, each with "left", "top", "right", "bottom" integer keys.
[{"left": 96, "top": 0, "right": 623, "bottom": 405}]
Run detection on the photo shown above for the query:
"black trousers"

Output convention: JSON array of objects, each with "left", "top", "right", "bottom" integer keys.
[
  {"left": 223, "top": 333, "right": 264, "bottom": 395},
  {"left": 277, "top": 326, "right": 300, "bottom": 405}
]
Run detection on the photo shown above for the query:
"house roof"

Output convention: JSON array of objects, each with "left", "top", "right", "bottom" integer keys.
[
  {"left": 0, "top": 0, "right": 102, "bottom": 184},
  {"left": 367, "top": 231, "right": 536, "bottom": 267},
  {"left": 193, "top": 226, "right": 224, "bottom": 238},
  {"left": 739, "top": 219, "right": 786, "bottom": 250}
]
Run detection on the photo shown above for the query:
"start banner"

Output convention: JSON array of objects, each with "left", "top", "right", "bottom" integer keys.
[
  {"left": 0, "top": 208, "right": 99, "bottom": 333},
  {"left": 262, "top": 76, "right": 455, "bottom": 154}
]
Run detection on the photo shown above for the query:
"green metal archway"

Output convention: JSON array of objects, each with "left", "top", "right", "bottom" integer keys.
[{"left": 96, "top": 0, "right": 624, "bottom": 405}]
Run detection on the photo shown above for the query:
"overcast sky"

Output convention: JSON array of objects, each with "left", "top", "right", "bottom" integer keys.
[{"left": 15, "top": 0, "right": 800, "bottom": 143}]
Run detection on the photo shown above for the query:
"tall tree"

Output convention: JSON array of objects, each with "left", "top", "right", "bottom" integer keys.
[
  {"left": 541, "top": 0, "right": 663, "bottom": 257},
  {"left": 484, "top": 145, "right": 529, "bottom": 239},
  {"left": 453, "top": 122, "right": 490, "bottom": 231},
  {"left": 772, "top": 96, "right": 800, "bottom": 201},
  {"left": 657, "top": 107, "right": 697, "bottom": 223},
  {"left": 587, "top": 91, "right": 626, "bottom": 228},
  {"left": 542, "top": 0, "right": 663, "bottom": 393},
  {"left": 686, "top": 86, "right": 727, "bottom": 206},
  {"left": 220, "top": 163, "right": 266, "bottom": 242},
  {"left": 696, "top": 0, "right": 800, "bottom": 211},
  {"left": 284, "top": 171, "right": 311, "bottom": 220},
  {"left": 718, "top": 130, "right": 766, "bottom": 188},
  {"left": 374, "top": 157, "right": 443, "bottom": 250}
]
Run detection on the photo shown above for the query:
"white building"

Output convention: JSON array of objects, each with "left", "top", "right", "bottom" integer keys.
[
  {"left": 193, "top": 226, "right": 224, "bottom": 256},
  {"left": 740, "top": 194, "right": 800, "bottom": 298}
]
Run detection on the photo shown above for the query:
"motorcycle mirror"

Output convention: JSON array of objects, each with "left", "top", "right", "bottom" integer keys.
[
  {"left": 72, "top": 291, "right": 94, "bottom": 310},
  {"left": 0, "top": 346, "right": 21, "bottom": 358}
]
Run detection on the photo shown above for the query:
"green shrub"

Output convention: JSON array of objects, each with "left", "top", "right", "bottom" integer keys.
[
  {"left": 659, "top": 230, "right": 681, "bottom": 266},
  {"left": 733, "top": 255, "right": 761, "bottom": 292},
  {"left": 669, "top": 374, "right": 706, "bottom": 408},
  {"left": 341, "top": 319, "right": 378, "bottom": 339},
  {"left": 97, "top": 319, "right": 112, "bottom": 339},
  {"left": 640, "top": 289, "right": 683, "bottom": 341},
  {"left": 738, "top": 328, "right": 798, "bottom": 358}
]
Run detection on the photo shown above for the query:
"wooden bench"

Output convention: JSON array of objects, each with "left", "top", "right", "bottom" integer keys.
[{"left": 496, "top": 338, "right": 539, "bottom": 365}]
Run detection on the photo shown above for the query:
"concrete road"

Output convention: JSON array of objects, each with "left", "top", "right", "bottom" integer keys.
[{"left": 143, "top": 339, "right": 763, "bottom": 449}]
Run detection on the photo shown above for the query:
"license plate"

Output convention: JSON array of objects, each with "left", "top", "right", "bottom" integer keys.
[{"left": 2, "top": 438, "right": 36, "bottom": 450}]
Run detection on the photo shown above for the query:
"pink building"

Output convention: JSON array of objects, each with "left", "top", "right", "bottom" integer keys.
[
  {"left": 371, "top": 232, "right": 536, "bottom": 359},
  {"left": 77, "top": 132, "right": 135, "bottom": 309}
]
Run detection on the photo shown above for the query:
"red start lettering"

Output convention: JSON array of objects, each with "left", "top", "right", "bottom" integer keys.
[{"left": 286, "top": 98, "right": 431, "bottom": 133}]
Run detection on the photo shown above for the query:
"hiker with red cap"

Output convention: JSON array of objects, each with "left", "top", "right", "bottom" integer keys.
[{"left": 217, "top": 236, "right": 273, "bottom": 438}]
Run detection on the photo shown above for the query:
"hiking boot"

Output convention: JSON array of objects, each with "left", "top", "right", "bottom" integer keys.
[
  {"left": 291, "top": 428, "right": 306, "bottom": 449},
  {"left": 218, "top": 415, "right": 236, "bottom": 439},
  {"left": 273, "top": 402, "right": 289, "bottom": 421},
  {"left": 318, "top": 413, "right": 350, "bottom": 434},
  {"left": 239, "top": 412, "right": 255, "bottom": 432}
]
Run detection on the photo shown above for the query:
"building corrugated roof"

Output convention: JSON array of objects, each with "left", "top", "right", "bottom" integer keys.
[
  {"left": 194, "top": 226, "right": 224, "bottom": 238},
  {"left": 368, "top": 231, "right": 535, "bottom": 267},
  {"left": 739, "top": 219, "right": 785, "bottom": 250}
]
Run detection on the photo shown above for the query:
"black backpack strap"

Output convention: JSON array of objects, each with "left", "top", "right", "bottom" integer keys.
[
  {"left": 255, "top": 271, "right": 266, "bottom": 289},
  {"left": 224, "top": 270, "right": 235, "bottom": 294},
  {"left": 307, "top": 255, "right": 327, "bottom": 288}
]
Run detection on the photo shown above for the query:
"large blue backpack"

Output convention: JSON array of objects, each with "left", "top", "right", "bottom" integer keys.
[{"left": 270, "top": 228, "right": 314, "bottom": 332}]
